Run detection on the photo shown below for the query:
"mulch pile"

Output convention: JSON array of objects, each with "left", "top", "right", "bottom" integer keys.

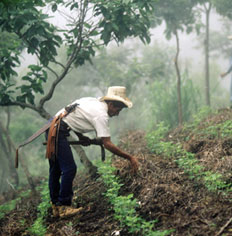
[{"left": 0, "top": 109, "right": 232, "bottom": 236}]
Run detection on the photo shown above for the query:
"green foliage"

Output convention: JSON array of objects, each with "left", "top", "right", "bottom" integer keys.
[
  {"left": 201, "top": 120, "right": 232, "bottom": 138},
  {"left": 148, "top": 75, "right": 200, "bottom": 128},
  {"left": 0, "top": 0, "right": 44, "bottom": 7},
  {"left": 146, "top": 122, "right": 170, "bottom": 154},
  {"left": 19, "top": 189, "right": 31, "bottom": 198},
  {"left": 0, "top": 189, "right": 31, "bottom": 219},
  {"left": 92, "top": 0, "right": 154, "bottom": 45},
  {"left": 153, "top": 0, "right": 199, "bottom": 39},
  {"left": 139, "top": 42, "right": 175, "bottom": 82},
  {"left": 175, "top": 151, "right": 231, "bottom": 192},
  {"left": 203, "top": 171, "right": 231, "bottom": 192},
  {"left": 76, "top": 47, "right": 135, "bottom": 91},
  {"left": 0, "top": 198, "right": 18, "bottom": 219},
  {"left": 212, "top": 0, "right": 232, "bottom": 19},
  {"left": 16, "top": 65, "right": 47, "bottom": 105},
  {"left": 0, "top": 0, "right": 61, "bottom": 105},
  {"left": 0, "top": 1, "right": 61, "bottom": 66},
  {"left": 0, "top": 32, "right": 22, "bottom": 103},
  {"left": 97, "top": 160, "right": 173, "bottom": 235},
  {"left": 20, "top": 218, "right": 26, "bottom": 226},
  {"left": 28, "top": 180, "right": 50, "bottom": 236},
  {"left": 191, "top": 106, "right": 213, "bottom": 127},
  {"left": 36, "top": 182, "right": 50, "bottom": 218},
  {"left": 0, "top": 181, "right": 49, "bottom": 235},
  {"left": 0, "top": 0, "right": 155, "bottom": 109},
  {"left": 146, "top": 123, "right": 232, "bottom": 193},
  {"left": 183, "top": 108, "right": 232, "bottom": 140},
  {"left": 182, "top": 106, "right": 214, "bottom": 136},
  {"left": 28, "top": 217, "right": 47, "bottom": 236}
]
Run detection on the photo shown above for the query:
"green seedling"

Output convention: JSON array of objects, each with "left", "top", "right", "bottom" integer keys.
[{"left": 97, "top": 160, "right": 173, "bottom": 235}]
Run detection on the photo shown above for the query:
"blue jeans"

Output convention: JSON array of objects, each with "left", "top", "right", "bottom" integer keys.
[{"left": 49, "top": 131, "right": 77, "bottom": 206}]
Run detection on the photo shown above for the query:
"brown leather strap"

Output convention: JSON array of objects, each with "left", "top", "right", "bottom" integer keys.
[
  {"left": 15, "top": 121, "right": 51, "bottom": 168},
  {"left": 45, "top": 111, "right": 68, "bottom": 160}
]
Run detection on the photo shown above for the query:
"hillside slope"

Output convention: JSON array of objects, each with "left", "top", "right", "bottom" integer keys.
[{"left": 0, "top": 108, "right": 231, "bottom": 236}]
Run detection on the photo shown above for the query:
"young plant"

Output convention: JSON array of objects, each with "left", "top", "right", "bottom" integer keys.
[
  {"left": 146, "top": 126, "right": 232, "bottom": 194},
  {"left": 97, "top": 160, "right": 173, "bottom": 235},
  {"left": 28, "top": 180, "right": 50, "bottom": 236}
]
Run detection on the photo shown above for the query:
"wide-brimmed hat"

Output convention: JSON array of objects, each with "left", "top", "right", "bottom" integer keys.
[
  {"left": 100, "top": 86, "right": 133, "bottom": 108},
  {"left": 228, "top": 35, "right": 232, "bottom": 40}
]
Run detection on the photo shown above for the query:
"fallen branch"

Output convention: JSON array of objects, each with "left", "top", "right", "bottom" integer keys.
[
  {"left": 215, "top": 217, "right": 232, "bottom": 236},
  {"left": 6, "top": 179, "right": 16, "bottom": 191}
]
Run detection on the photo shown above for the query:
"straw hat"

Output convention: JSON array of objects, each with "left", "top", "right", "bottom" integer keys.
[
  {"left": 100, "top": 86, "right": 133, "bottom": 108},
  {"left": 228, "top": 35, "right": 232, "bottom": 40}
]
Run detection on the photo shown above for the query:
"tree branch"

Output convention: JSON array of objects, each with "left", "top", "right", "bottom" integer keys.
[
  {"left": 38, "top": 0, "right": 88, "bottom": 108},
  {"left": 0, "top": 101, "right": 51, "bottom": 120}
]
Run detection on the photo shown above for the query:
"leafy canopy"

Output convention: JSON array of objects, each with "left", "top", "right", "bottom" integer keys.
[
  {"left": 212, "top": 0, "right": 232, "bottom": 19},
  {"left": 153, "top": 0, "right": 199, "bottom": 39},
  {"left": 0, "top": 0, "right": 155, "bottom": 111}
]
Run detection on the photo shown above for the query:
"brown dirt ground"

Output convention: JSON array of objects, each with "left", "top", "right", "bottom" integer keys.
[{"left": 0, "top": 109, "right": 232, "bottom": 236}]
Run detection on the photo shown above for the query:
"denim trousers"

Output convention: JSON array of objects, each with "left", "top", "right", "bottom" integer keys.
[{"left": 49, "top": 131, "right": 77, "bottom": 206}]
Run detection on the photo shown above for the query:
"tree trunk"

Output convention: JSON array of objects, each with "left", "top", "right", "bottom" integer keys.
[
  {"left": 0, "top": 121, "right": 36, "bottom": 191},
  {"left": 0, "top": 126, "right": 19, "bottom": 187},
  {"left": 174, "top": 30, "right": 183, "bottom": 125},
  {"left": 0, "top": 169, "right": 6, "bottom": 193},
  {"left": 204, "top": 3, "right": 211, "bottom": 106}
]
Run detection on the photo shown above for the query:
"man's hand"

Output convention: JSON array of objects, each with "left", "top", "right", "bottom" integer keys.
[
  {"left": 101, "top": 137, "right": 139, "bottom": 172},
  {"left": 128, "top": 156, "right": 139, "bottom": 173}
]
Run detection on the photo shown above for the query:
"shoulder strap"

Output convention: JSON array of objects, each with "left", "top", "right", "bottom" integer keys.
[{"left": 45, "top": 110, "right": 69, "bottom": 160}]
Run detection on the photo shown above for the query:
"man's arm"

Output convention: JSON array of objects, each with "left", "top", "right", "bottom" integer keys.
[{"left": 101, "top": 137, "right": 139, "bottom": 172}]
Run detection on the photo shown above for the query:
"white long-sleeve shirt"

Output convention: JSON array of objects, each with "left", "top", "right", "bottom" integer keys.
[{"left": 56, "top": 97, "right": 110, "bottom": 138}]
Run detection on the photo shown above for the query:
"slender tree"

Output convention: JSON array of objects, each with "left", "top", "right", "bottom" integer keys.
[
  {"left": 204, "top": 2, "right": 212, "bottom": 106},
  {"left": 152, "top": 0, "right": 198, "bottom": 125},
  {"left": 196, "top": 0, "right": 213, "bottom": 106},
  {"left": 0, "top": 118, "right": 36, "bottom": 191},
  {"left": 196, "top": 0, "right": 232, "bottom": 106}
]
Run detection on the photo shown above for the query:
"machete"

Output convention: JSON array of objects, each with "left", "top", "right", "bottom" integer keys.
[{"left": 43, "top": 139, "right": 105, "bottom": 162}]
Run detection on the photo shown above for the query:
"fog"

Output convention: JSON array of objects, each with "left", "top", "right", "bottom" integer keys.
[{"left": 19, "top": 7, "right": 231, "bottom": 92}]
